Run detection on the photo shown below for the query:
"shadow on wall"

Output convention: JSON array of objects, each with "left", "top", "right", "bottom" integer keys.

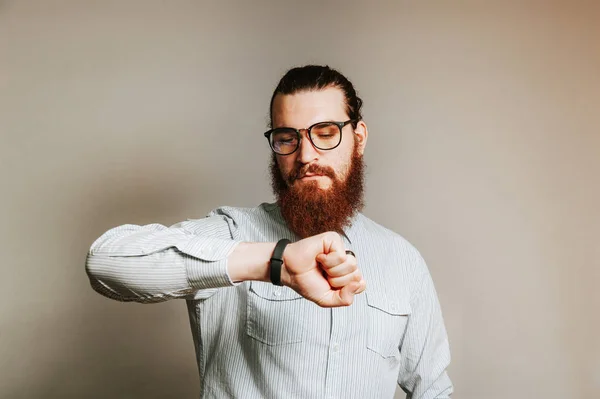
[{"left": 6, "top": 144, "right": 223, "bottom": 399}]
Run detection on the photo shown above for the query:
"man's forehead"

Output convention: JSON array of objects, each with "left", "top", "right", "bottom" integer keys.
[{"left": 272, "top": 87, "right": 347, "bottom": 128}]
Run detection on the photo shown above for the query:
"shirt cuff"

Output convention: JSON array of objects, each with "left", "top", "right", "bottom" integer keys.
[{"left": 180, "top": 237, "right": 241, "bottom": 288}]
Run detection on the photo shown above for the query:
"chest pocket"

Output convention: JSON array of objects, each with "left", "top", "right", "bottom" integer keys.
[
  {"left": 246, "top": 281, "right": 308, "bottom": 346},
  {"left": 365, "top": 291, "right": 411, "bottom": 359}
]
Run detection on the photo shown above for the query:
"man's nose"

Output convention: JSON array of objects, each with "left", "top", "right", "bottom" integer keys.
[{"left": 297, "top": 130, "right": 319, "bottom": 164}]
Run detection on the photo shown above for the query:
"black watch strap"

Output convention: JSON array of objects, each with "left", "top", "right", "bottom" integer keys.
[{"left": 270, "top": 239, "right": 291, "bottom": 286}]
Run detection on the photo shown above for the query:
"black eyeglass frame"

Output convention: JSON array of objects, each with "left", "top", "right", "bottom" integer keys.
[{"left": 263, "top": 119, "right": 356, "bottom": 155}]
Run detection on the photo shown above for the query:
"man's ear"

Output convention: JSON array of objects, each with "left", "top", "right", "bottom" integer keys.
[{"left": 354, "top": 120, "right": 368, "bottom": 155}]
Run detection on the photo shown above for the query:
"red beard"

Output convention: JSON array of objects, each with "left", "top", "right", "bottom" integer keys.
[{"left": 270, "top": 146, "right": 365, "bottom": 238}]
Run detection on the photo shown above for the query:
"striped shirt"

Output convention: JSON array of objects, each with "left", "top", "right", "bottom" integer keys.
[{"left": 86, "top": 202, "right": 453, "bottom": 398}]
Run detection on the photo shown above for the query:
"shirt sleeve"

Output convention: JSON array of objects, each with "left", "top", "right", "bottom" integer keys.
[
  {"left": 397, "top": 254, "right": 453, "bottom": 398},
  {"left": 85, "top": 209, "right": 242, "bottom": 303}
]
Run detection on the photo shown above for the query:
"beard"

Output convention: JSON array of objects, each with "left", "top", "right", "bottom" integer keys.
[{"left": 269, "top": 145, "right": 365, "bottom": 239}]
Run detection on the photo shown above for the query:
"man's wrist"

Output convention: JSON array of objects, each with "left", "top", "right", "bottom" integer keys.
[
  {"left": 279, "top": 260, "right": 290, "bottom": 287},
  {"left": 269, "top": 239, "right": 291, "bottom": 286},
  {"left": 279, "top": 242, "right": 292, "bottom": 287},
  {"left": 227, "top": 242, "right": 276, "bottom": 283}
]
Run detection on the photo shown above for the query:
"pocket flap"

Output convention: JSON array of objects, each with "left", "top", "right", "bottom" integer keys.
[
  {"left": 249, "top": 281, "right": 303, "bottom": 301},
  {"left": 365, "top": 291, "right": 411, "bottom": 315}
]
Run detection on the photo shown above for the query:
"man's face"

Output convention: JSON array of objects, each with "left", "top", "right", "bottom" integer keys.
[
  {"left": 269, "top": 87, "right": 368, "bottom": 238},
  {"left": 271, "top": 87, "right": 366, "bottom": 190}
]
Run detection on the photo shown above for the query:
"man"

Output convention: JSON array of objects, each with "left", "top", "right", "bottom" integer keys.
[{"left": 86, "top": 65, "right": 453, "bottom": 398}]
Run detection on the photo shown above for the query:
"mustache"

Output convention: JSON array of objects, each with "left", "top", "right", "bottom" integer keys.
[{"left": 289, "top": 163, "right": 336, "bottom": 182}]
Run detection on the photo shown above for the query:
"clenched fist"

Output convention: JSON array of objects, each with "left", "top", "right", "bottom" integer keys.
[{"left": 280, "top": 231, "right": 366, "bottom": 307}]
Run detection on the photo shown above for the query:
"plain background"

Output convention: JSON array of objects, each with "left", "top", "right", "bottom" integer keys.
[{"left": 1, "top": 1, "right": 598, "bottom": 398}]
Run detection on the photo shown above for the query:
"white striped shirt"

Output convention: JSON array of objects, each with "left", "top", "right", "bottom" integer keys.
[{"left": 86, "top": 202, "right": 453, "bottom": 398}]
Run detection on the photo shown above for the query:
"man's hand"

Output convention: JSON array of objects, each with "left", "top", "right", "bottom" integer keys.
[{"left": 281, "top": 232, "right": 366, "bottom": 307}]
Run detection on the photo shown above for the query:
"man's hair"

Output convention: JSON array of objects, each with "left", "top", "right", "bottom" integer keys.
[{"left": 269, "top": 65, "right": 363, "bottom": 128}]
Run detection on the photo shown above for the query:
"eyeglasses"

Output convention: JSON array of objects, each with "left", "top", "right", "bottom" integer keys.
[{"left": 264, "top": 120, "right": 355, "bottom": 155}]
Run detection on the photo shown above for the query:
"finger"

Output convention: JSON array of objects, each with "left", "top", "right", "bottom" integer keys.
[
  {"left": 315, "top": 280, "right": 362, "bottom": 308},
  {"left": 328, "top": 270, "right": 363, "bottom": 289},
  {"left": 323, "top": 257, "right": 357, "bottom": 277},
  {"left": 321, "top": 231, "right": 345, "bottom": 255},
  {"left": 354, "top": 278, "right": 366, "bottom": 294},
  {"left": 336, "top": 281, "right": 360, "bottom": 306},
  {"left": 316, "top": 251, "right": 347, "bottom": 269}
]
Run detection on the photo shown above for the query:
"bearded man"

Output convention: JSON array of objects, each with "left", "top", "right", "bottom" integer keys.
[{"left": 86, "top": 65, "right": 453, "bottom": 398}]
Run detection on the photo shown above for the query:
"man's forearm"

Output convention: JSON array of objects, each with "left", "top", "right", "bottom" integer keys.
[
  {"left": 86, "top": 221, "right": 239, "bottom": 303},
  {"left": 227, "top": 242, "right": 277, "bottom": 283}
]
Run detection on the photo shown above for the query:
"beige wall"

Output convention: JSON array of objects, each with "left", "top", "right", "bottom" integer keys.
[{"left": 1, "top": 1, "right": 598, "bottom": 398}]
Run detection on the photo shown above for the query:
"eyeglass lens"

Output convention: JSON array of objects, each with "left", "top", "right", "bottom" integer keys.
[{"left": 270, "top": 122, "right": 341, "bottom": 154}]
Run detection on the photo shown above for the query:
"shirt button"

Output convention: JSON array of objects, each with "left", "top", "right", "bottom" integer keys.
[
  {"left": 331, "top": 343, "right": 340, "bottom": 352},
  {"left": 273, "top": 288, "right": 282, "bottom": 297}
]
